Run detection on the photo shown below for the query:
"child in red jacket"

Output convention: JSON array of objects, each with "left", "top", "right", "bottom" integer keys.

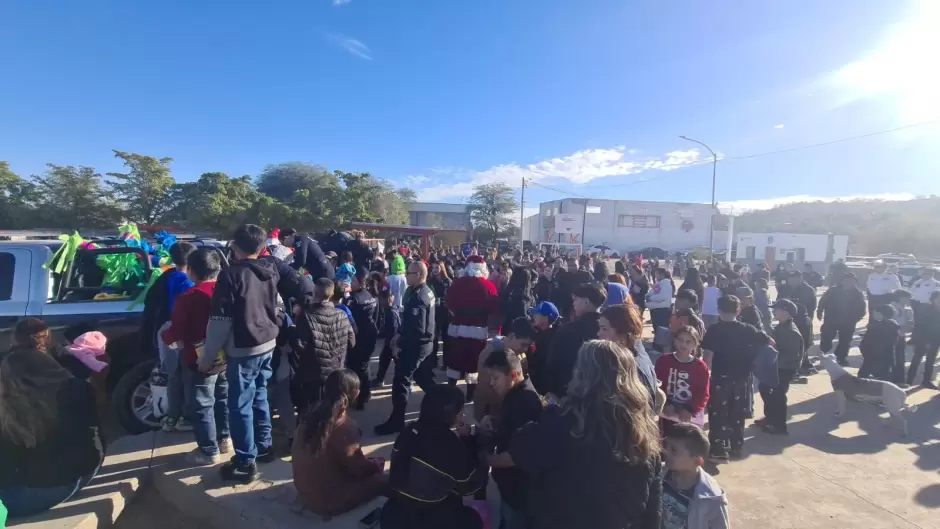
[
  {"left": 656, "top": 325, "right": 710, "bottom": 429},
  {"left": 161, "top": 248, "right": 230, "bottom": 466}
]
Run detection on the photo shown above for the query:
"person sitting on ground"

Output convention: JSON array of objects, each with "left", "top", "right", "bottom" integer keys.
[
  {"left": 292, "top": 369, "right": 387, "bottom": 517},
  {"left": 162, "top": 248, "right": 232, "bottom": 465},
  {"left": 479, "top": 348, "right": 543, "bottom": 529},
  {"left": 473, "top": 317, "right": 536, "bottom": 422},
  {"left": 381, "top": 384, "right": 486, "bottom": 529},
  {"left": 662, "top": 423, "right": 730, "bottom": 529},
  {"left": 490, "top": 340, "right": 663, "bottom": 529},
  {"left": 291, "top": 278, "right": 356, "bottom": 414},
  {"left": 0, "top": 349, "right": 105, "bottom": 518}
]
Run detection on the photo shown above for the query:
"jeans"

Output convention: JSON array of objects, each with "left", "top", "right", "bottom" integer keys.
[
  {"left": 820, "top": 321, "right": 856, "bottom": 361},
  {"left": 158, "top": 323, "right": 184, "bottom": 421},
  {"left": 1, "top": 465, "right": 100, "bottom": 518},
  {"left": 183, "top": 367, "right": 230, "bottom": 456},
  {"left": 347, "top": 338, "right": 375, "bottom": 405},
  {"left": 907, "top": 336, "right": 940, "bottom": 385},
  {"left": 227, "top": 352, "right": 274, "bottom": 466}
]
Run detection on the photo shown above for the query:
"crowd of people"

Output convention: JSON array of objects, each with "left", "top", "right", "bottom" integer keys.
[{"left": 3, "top": 223, "right": 940, "bottom": 529}]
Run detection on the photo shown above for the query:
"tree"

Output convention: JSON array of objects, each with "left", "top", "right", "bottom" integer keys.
[
  {"left": 0, "top": 161, "right": 39, "bottom": 229},
  {"left": 468, "top": 182, "right": 518, "bottom": 243},
  {"left": 32, "top": 164, "right": 122, "bottom": 228},
  {"left": 107, "top": 150, "right": 176, "bottom": 224},
  {"left": 166, "top": 172, "right": 259, "bottom": 233},
  {"left": 256, "top": 162, "right": 340, "bottom": 233}
]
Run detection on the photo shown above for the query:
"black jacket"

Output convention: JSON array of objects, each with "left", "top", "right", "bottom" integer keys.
[
  {"left": 399, "top": 283, "right": 436, "bottom": 351},
  {"left": 0, "top": 377, "right": 103, "bottom": 488},
  {"left": 491, "top": 379, "right": 544, "bottom": 509},
  {"left": 530, "top": 321, "right": 562, "bottom": 395},
  {"left": 509, "top": 406, "right": 662, "bottom": 529},
  {"left": 378, "top": 305, "right": 401, "bottom": 340},
  {"left": 290, "top": 301, "right": 355, "bottom": 384},
  {"left": 290, "top": 236, "right": 334, "bottom": 281},
  {"left": 211, "top": 258, "right": 281, "bottom": 348},
  {"left": 544, "top": 312, "right": 601, "bottom": 397},
  {"left": 739, "top": 305, "right": 763, "bottom": 330},
  {"left": 860, "top": 318, "right": 900, "bottom": 358},
  {"left": 260, "top": 254, "right": 315, "bottom": 302},
  {"left": 781, "top": 280, "right": 818, "bottom": 317},
  {"left": 817, "top": 285, "right": 866, "bottom": 325},
  {"left": 347, "top": 289, "right": 379, "bottom": 358},
  {"left": 535, "top": 276, "right": 552, "bottom": 303},
  {"left": 550, "top": 270, "right": 571, "bottom": 313},
  {"left": 773, "top": 319, "right": 805, "bottom": 371},
  {"left": 382, "top": 420, "right": 485, "bottom": 529}
]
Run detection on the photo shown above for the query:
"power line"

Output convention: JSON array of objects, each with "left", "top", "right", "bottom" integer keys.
[{"left": 528, "top": 118, "right": 940, "bottom": 196}]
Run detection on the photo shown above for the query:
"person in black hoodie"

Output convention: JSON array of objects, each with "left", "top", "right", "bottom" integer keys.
[
  {"left": 543, "top": 282, "right": 607, "bottom": 400},
  {"left": 817, "top": 273, "right": 867, "bottom": 367},
  {"left": 528, "top": 301, "right": 561, "bottom": 395},
  {"left": 380, "top": 384, "right": 485, "bottom": 529},
  {"left": 501, "top": 265, "right": 534, "bottom": 335},
  {"left": 371, "top": 285, "right": 402, "bottom": 388},
  {"left": 535, "top": 261, "right": 553, "bottom": 302},
  {"left": 478, "top": 349, "right": 542, "bottom": 529},
  {"left": 203, "top": 224, "right": 287, "bottom": 483},
  {"left": 279, "top": 228, "right": 334, "bottom": 281},
  {"left": 858, "top": 305, "right": 900, "bottom": 381},
  {"left": 346, "top": 267, "right": 379, "bottom": 409},
  {"left": 549, "top": 262, "right": 572, "bottom": 319}
]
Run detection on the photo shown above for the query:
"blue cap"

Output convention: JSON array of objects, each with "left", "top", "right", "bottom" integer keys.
[{"left": 530, "top": 301, "right": 560, "bottom": 322}]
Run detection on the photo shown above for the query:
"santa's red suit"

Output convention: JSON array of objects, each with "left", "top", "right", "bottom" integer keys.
[{"left": 444, "top": 256, "right": 499, "bottom": 383}]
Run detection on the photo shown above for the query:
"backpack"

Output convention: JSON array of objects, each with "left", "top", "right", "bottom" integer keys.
[{"left": 139, "top": 271, "right": 173, "bottom": 356}]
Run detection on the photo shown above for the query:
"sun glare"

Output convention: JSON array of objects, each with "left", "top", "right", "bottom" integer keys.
[{"left": 830, "top": 0, "right": 940, "bottom": 123}]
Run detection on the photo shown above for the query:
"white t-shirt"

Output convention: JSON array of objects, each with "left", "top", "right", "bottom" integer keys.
[
  {"left": 867, "top": 272, "right": 902, "bottom": 296},
  {"left": 701, "top": 287, "right": 722, "bottom": 316},
  {"left": 911, "top": 278, "right": 940, "bottom": 304}
]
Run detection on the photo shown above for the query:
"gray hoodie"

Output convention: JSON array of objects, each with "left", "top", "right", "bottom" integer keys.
[{"left": 666, "top": 468, "right": 730, "bottom": 529}]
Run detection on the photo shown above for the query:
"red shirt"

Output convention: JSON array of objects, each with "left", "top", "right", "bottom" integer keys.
[
  {"left": 654, "top": 353, "right": 710, "bottom": 414},
  {"left": 161, "top": 281, "right": 217, "bottom": 368}
]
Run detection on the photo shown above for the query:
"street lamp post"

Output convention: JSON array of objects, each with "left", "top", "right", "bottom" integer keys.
[{"left": 679, "top": 135, "right": 718, "bottom": 258}]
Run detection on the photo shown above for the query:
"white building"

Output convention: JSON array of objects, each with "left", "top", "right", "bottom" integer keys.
[
  {"left": 407, "top": 202, "right": 471, "bottom": 230},
  {"left": 736, "top": 232, "right": 848, "bottom": 271},
  {"left": 523, "top": 198, "right": 716, "bottom": 253}
]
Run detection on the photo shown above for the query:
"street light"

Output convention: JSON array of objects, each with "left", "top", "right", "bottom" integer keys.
[{"left": 679, "top": 135, "right": 718, "bottom": 258}]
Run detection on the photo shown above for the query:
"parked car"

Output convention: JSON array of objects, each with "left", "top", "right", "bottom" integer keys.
[{"left": 0, "top": 240, "right": 227, "bottom": 434}]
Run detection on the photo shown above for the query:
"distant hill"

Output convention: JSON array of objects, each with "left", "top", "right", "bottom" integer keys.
[{"left": 713, "top": 196, "right": 940, "bottom": 258}]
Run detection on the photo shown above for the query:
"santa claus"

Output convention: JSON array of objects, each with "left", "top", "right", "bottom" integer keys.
[{"left": 444, "top": 255, "right": 500, "bottom": 401}]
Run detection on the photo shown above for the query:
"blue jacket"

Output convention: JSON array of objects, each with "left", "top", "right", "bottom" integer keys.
[{"left": 164, "top": 269, "right": 194, "bottom": 315}]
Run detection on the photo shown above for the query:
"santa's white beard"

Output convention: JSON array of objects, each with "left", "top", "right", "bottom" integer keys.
[{"left": 462, "top": 262, "right": 489, "bottom": 278}]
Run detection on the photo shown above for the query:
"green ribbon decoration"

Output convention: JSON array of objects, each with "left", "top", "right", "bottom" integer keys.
[
  {"left": 127, "top": 267, "right": 164, "bottom": 310},
  {"left": 43, "top": 231, "right": 85, "bottom": 274}
]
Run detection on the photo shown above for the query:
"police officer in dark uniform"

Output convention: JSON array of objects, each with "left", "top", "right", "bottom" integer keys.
[
  {"left": 375, "top": 261, "right": 437, "bottom": 436},
  {"left": 347, "top": 267, "right": 379, "bottom": 409},
  {"left": 278, "top": 228, "right": 334, "bottom": 281}
]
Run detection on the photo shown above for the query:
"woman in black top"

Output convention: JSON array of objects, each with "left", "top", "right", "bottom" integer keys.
[
  {"left": 0, "top": 349, "right": 104, "bottom": 518},
  {"left": 627, "top": 265, "right": 650, "bottom": 319},
  {"left": 677, "top": 267, "right": 705, "bottom": 309},
  {"left": 501, "top": 265, "right": 534, "bottom": 335},
  {"left": 491, "top": 340, "right": 662, "bottom": 529},
  {"left": 427, "top": 262, "right": 453, "bottom": 365}
]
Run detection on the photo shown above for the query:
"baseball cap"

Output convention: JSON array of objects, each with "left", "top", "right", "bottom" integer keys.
[
  {"left": 772, "top": 299, "right": 798, "bottom": 318},
  {"left": 529, "top": 301, "right": 560, "bottom": 322}
]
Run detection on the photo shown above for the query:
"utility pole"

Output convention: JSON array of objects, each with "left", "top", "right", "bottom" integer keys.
[
  {"left": 520, "top": 177, "right": 526, "bottom": 239},
  {"left": 679, "top": 135, "right": 718, "bottom": 259}
]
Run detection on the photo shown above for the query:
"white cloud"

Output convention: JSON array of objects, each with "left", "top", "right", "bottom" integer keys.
[
  {"left": 327, "top": 33, "right": 372, "bottom": 60},
  {"left": 774, "top": 124, "right": 785, "bottom": 129},
  {"left": 720, "top": 193, "right": 917, "bottom": 213},
  {"left": 404, "top": 174, "right": 431, "bottom": 187},
  {"left": 415, "top": 146, "right": 703, "bottom": 201}
]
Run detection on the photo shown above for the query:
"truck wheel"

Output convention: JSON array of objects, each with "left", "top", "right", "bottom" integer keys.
[{"left": 113, "top": 359, "right": 161, "bottom": 434}]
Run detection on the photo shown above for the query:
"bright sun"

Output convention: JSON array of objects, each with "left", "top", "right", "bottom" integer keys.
[{"left": 830, "top": 0, "right": 940, "bottom": 123}]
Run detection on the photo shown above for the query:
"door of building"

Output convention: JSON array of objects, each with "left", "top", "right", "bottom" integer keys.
[{"left": 764, "top": 246, "right": 776, "bottom": 267}]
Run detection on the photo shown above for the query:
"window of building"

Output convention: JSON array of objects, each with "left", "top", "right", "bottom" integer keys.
[
  {"left": 745, "top": 246, "right": 756, "bottom": 259},
  {"left": 586, "top": 205, "right": 601, "bottom": 214},
  {"left": 618, "top": 215, "right": 661, "bottom": 228}
]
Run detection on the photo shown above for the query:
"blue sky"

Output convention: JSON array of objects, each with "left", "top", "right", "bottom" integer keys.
[{"left": 2, "top": 0, "right": 938, "bottom": 216}]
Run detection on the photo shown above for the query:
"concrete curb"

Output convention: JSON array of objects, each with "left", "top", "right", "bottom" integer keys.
[{"left": 9, "top": 432, "right": 156, "bottom": 529}]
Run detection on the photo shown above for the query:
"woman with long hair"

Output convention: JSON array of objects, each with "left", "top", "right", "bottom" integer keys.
[
  {"left": 501, "top": 265, "right": 534, "bottom": 333},
  {"left": 490, "top": 340, "right": 662, "bottom": 529},
  {"left": 598, "top": 304, "right": 659, "bottom": 408},
  {"left": 292, "top": 369, "right": 386, "bottom": 517},
  {"left": 0, "top": 349, "right": 104, "bottom": 518},
  {"left": 678, "top": 267, "right": 705, "bottom": 310},
  {"left": 428, "top": 261, "right": 453, "bottom": 365},
  {"left": 628, "top": 265, "right": 649, "bottom": 319}
]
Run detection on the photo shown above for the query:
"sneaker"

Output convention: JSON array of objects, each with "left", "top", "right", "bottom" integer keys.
[
  {"left": 161, "top": 417, "right": 177, "bottom": 432},
  {"left": 174, "top": 418, "right": 194, "bottom": 432},
  {"left": 218, "top": 438, "right": 233, "bottom": 454},
  {"left": 753, "top": 417, "right": 769, "bottom": 427},
  {"left": 186, "top": 448, "right": 221, "bottom": 466},
  {"left": 370, "top": 378, "right": 385, "bottom": 389},
  {"left": 220, "top": 460, "right": 259, "bottom": 483},
  {"left": 761, "top": 423, "right": 788, "bottom": 436},
  {"left": 256, "top": 448, "right": 277, "bottom": 464}
]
